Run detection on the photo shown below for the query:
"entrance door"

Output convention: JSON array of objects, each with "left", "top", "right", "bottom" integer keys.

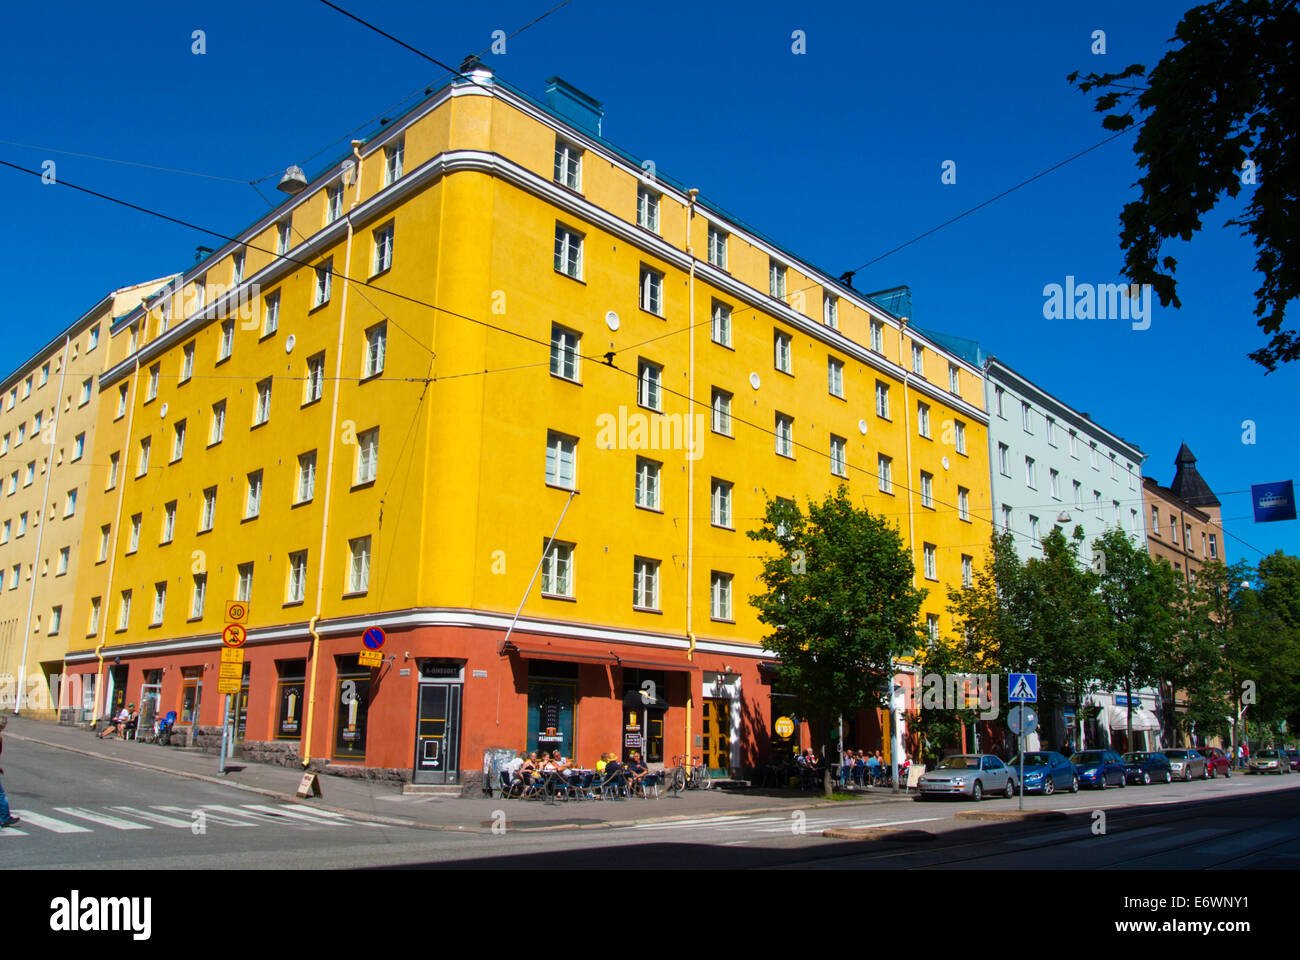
[
  {"left": 138, "top": 684, "right": 161, "bottom": 740},
  {"left": 702, "top": 698, "right": 732, "bottom": 776},
  {"left": 413, "top": 682, "right": 462, "bottom": 784}
]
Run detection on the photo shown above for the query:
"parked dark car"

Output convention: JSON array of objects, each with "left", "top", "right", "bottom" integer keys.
[
  {"left": 1122, "top": 751, "right": 1173, "bottom": 785},
  {"left": 1008, "top": 751, "right": 1079, "bottom": 795},
  {"left": 1070, "top": 750, "right": 1127, "bottom": 789},
  {"left": 1163, "top": 748, "right": 1208, "bottom": 781},
  {"left": 1202, "top": 747, "right": 1232, "bottom": 778},
  {"left": 1285, "top": 749, "right": 1300, "bottom": 772}
]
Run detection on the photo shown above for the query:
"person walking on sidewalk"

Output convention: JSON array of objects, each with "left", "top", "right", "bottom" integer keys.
[{"left": 0, "top": 715, "right": 19, "bottom": 828}]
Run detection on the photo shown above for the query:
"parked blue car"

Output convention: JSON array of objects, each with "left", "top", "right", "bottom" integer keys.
[
  {"left": 1070, "top": 749, "right": 1128, "bottom": 789},
  {"left": 1122, "top": 751, "right": 1173, "bottom": 785},
  {"left": 1007, "top": 751, "right": 1079, "bottom": 795}
]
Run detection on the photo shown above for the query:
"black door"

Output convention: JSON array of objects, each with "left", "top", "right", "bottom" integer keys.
[{"left": 413, "top": 682, "right": 462, "bottom": 784}]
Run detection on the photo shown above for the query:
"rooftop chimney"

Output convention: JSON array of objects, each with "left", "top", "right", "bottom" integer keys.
[{"left": 545, "top": 77, "right": 604, "bottom": 137}]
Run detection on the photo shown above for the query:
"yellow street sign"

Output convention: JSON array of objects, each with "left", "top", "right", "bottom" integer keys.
[
  {"left": 217, "top": 677, "right": 242, "bottom": 694},
  {"left": 358, "top": 649, "right": 383, "bottom": 668},
  {"left": 774, "top": 716, "right": 796, "bottom": 739},
  {"left": 219, "top": 662, "right": 243, "bottom": 680},
  {"left": 220, "top": 646, "right": 245, "bottom": 664},
  {"left": 224, "top": 601, "right": 250, "bottom": 623}
]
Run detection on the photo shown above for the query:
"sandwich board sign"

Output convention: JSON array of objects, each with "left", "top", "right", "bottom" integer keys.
[{"left": 1008, "top": 673, "right": 1037, "bottom": 703}]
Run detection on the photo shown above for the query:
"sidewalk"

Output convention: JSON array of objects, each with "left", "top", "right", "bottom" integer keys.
[{"left": 7, "top": 716, "right": 909, "bottom": 833}]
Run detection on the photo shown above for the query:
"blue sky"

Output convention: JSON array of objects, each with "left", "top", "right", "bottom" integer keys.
[{"left": 1, "top": 0, "right": 1294, "bottom": 563}]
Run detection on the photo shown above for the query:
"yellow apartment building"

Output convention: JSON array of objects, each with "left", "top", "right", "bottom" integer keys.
[
  {"left": 0, "top": 277, "right": 172, "bottom": 718},
  {"left": 62, "top": 68, "right": 992, "bottom": 789}
]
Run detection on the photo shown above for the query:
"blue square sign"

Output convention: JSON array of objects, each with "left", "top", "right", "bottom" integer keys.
[{"left": 1008, "top": 673, "right": 1037, "bottom": 703}]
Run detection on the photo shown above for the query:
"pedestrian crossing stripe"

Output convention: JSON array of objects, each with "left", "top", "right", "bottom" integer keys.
[
  {"left": 2, "top": 803, "right": 366, "bottom": 836},
  {"left": 1008, "top": 673, "right": 1037, "bottom": 702}
]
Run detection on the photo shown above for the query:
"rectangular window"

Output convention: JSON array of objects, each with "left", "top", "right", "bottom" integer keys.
[
  {"left": 263, "top": 290, "right": 280, "bottom": 335},
  {"left": 998, "top": 443, "right": 1010, "bottom": 476},
  {"left": 707, "top": 226, "right": 727, "bottom": 269},
  {"left": 554, "top": 224, "right": 583, "bottom": 278},
  {"left": 1050, "top": 468, "right": 1060, "bottom": 499},
  {"left": 1115, "top": 501, "right": 1123, "bottom": 526},
  {"left": 231, "top": 249, "right": 245, "bottom": 284},
  {"left": 923, "top": 543, "right": 937, "bottom": 580},
  {"left": 774, "top": 331, "right": 792, "bottom": 373},
  {"left": 878, "top": 454, "right": 892, "bottom": 493},
  {"left": 364, "top": 323, "right": 387, "bottom": 378},
  {"left": 372, "top": 223, "right": 394, "bottom": 275},
  {"left": 962, "top": 554, "right": 973, "bottom": 588},
  {"left": 161, "top": 501, "right": 176, "bottom": 543},
  {"left": 541, "top": 541, "right": 573, "bottom": 597},
  {"left": 287, "top": 551, "right": 308, "bottom": 604},
  {"left": 870, "top": 320, "right": 883, "bottom": 353},
  {"left": 549, "top": 324, "right": 580, "bottom": 381},
  {"left": 297, "top": 451, "right": 317, "bottom": 503},
  {"left": 277, "top": 219, "right": 292, "bottom": 255},
  {"left": 1132, "top": 510, "right": 1140, "bottom": 534},
  {"left": 88, "top": 597, "right": 101, "bottom": 634},
  {"left": 711, "top": 301, "right": 732, "bottom": 347},
  {"left": 117, "top": 590, "right": 132, "bottom": 631},
  {"left": 326, "top": 183, "right": 342, "bottom": 224},
  {"left": 554, "top": 137, "right": 581, "bottom": 190},
  {"left": 146, "top": 363, "right": 160, "bottom": 401},
  {"left": 1002, "top": 505, "right": 1012, "bottom": 530},
  {"left": 88, "top": 326, "right": 100, "bottom": 351},
  {"left": 1095, "top": 490, "right": 1103, "bottom": 519},
  {"left": 79, "top": 377, "right": 92, "bottom": 406},
  {"left": 769, "top": 260, "right": 786, "bottom": 299},
  {"left": 774, "top": 414, "right": 794, "bottom": 458},
  {"left": 912, "top": 344, "right": 924, "bottom": 376},
  {"left": 1046, "top": 417, "right": 1057, "bottom": 447},
  {"left": 1030, "top": 515, "right": 1041, "bottom": 543},
  {"left": 637, "top": 359, "right": 662, "bottom": 411},
  {"left": 136, "top": 437, "right": 151, "bottom": 477},
  {"left": 1089, "top": 441, "right": 1098, "bottom": 469},
  {"left": 151, "top": 583, "right": 166, "bottom": 625},
  {"left": 636, "top": 187, "right": 659, "bottom": 232},
  {"left": 171, "top": 420, "right": 186, "bottom": 462},
  {"left": 98, "top": 525, "right": 111, "bottom": 562},
  {"left": 958, "top": 487, "right": 970, "bottom": 521},
  {"left": 245, "top": 470, "right": 263, "bottom": 518},
  {"left": 920, "top": 470, "right": 934, "bottom": 507},
  {"left": 57, "top": 546, "right": 70, "bottom": 575},
  {"left": 314, "top": 261, "right": 333, "bottom": 307},
  {"left": 711, "top": 388, "right": 732, "bottom": 436},
  {"left": 948, "top": 363, "right": 960, "bottom": 395},
  {"left": 237, "top": 562, "right": 254, "bottom": 603},
  {"left": 828, "top": 357, "right": 844, "bottom": 398},
  {"left": 1075, "top": 481, "right": 1084, "bottom": 509},
  {"left": 1022, "top": 401, "right": 1033, "bottom": 433},
  {"left": 253, "top": 378, "right": 272, "bottom": 426},
  {"left": 181, "top": 342, "right": 195, "bottom": 383},
  {"left": 710, "top": 571, "right": 732, "bottom": 620},
  {"left": 201, "top": 487, "right": 216, "bottom": 532},
  {"left": 384, "top": 138, "right": 404, "bottom": 185},
  {"left": 1128, "top": 464, "right": 1136, "bottom": 490},
  {"left": 355, "top": 428, "right": 379, "bottom": 484},
  {"left": 634, "top": 456, "right": 660, "bottom": 510},
  {"left": 210, "top": 400, "right": 226, "bottom": 444},
  {"left": 545, "top": 431, "right": 577, "bottom": 489},
  {"left": 633, "top": 557, "right": 660, "bottom": 610},
  {"left": 875, "top": 381, "right": 890, "bottom": 419},
  {"left": 823, "top": 294, "right": 838, "bottom": 329},
  {"left": 710, "top": 479, "right": 733, "bottom": 528},
  {"left": 1209, "top": 534, "right": 1217, "bottom": 558},
  {"left": 955, "top": 419, "right": 967, "bottom": 454},
  {"left": 830, "top": 435, "right": 847, "bottom": 477},
  {"left": 994, "top": 386, "right": 1005, "bottom": 418},
  {"left": 218, "top": 319, "right": 234, "bottom": 361},
  {"left": 1069, "top": 430, "right": 1078, "bottom": 457},
  {"left": 305, "top": 353, "right": 325, "bottom": 404},
  {"left": 1025, "top": 456, "right": 1037, "bottom": 489},
  {"left": 190, "top": 574, "right": 207, "bottom": 619},
  {"left": 917, "top": 401, "right": 931, "bottom": 438},
  {"left": 639, "top": 266, "right": 664, "bottom": 315}
]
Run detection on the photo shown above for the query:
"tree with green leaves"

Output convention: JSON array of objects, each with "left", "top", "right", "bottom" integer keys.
[
  {"left": 748, "top": 486, "right": 926, "bottom": 795},
  {"left": 1067, "top": 0, "right": 1299, "bottom": 370},
  {"left": 1093, "top": 527, "right": 1179, "bottom": 751},
  {"left": 1186, "top": 559, "right": 1263, "bottom": 756}
]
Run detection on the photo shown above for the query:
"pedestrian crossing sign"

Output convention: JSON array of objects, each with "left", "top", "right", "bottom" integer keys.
[{"left": 1008, "top": 673, "right": 1037, "bottom": 703}]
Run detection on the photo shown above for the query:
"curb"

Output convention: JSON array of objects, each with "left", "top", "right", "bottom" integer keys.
[
  {"left": 953, "top": 809, "right": 1068, "bottom": 822},
  {"left": 11, "top": 729, "right": 920, "bottom": 835},
  {"left": 822, "top": 826, "right": 936, "bottom": 841}
]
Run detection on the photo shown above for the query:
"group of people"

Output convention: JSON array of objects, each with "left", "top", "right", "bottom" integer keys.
[
  {"left": 837, "top": 749, "right": 891, "bottom": 786},
  {"left": 502, "top": 749, "right": 657, "bottom": 798},
  {"left": 98, "top": 704, "right": 138, "bottom": 740}
]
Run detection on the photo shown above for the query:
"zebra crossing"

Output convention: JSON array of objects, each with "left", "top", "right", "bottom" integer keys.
[
  {"left": 0, "top": 802, "right": 375, "bottom": 837},
  {"left": 622, "top": 813, "right": 943, "bottom": 836}
]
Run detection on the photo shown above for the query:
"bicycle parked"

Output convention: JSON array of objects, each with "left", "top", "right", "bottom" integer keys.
[{"left": 664, "top": 754, "right": 712, "bottom": 794}]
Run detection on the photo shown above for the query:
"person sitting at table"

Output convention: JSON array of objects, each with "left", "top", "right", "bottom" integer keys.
[
  {"left": 626, "top": 751, "right": 652, "bottom": 791},
  {"left": 868, "top": 751, "right": 883, "bottom": 783},
  {"left": 602, "top": 755, "right": 627, "bottom": 795},
  {"left": 121, "top": 705, "right": 139, "bottom": 741},
  {"left": 595, "top": 752, "right": 609, "bottom": 775},
  {"left": 853, "top": 750, "right": 867, "bottom": 785},
  {"left": 839, "top": 747, "right": 855, "bottom": 786},
  {"left": 99, "top": 706, "right": 130, "bottom": 739}
]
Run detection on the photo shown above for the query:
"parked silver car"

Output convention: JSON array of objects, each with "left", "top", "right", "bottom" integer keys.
[
  {"left": 1162, "top": 748, "right": 1207, "bottom": 781},
  {"left": 917, "top": 754, "right": 1016, "bottom": 801},
  {"left": 1247, "top": 749, "right": 1292, "bottom": 775}
]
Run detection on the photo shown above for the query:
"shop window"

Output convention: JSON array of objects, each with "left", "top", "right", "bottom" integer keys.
[
  {"left": 527, "top": 661, "right": 577, "bottom": 757},
  {"left": 333, "top": 656, "right": 371, "bottom": 761},
  {"left": 179, "top": 666, "right": 203, "bottom": 724},
  {"left": 276, "top": 659, "right": 306, "bottom": 740}
]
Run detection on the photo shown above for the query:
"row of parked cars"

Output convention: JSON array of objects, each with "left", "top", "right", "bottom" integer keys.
[{"left": 916, "top": 746, "right": 1299, "bottom": 800}]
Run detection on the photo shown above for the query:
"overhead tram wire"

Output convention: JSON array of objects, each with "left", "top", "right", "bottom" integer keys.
[{"left": 0, "top": 140, "right": 249, "bottom": 184}]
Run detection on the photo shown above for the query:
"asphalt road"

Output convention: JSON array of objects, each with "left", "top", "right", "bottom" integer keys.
[{"left": 3, "top": 740, "right": 1298, "bottom": 868}]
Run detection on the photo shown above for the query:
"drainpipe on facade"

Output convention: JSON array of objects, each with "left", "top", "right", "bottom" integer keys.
[
  {"left": 14, "top": 334, "right": 72, "bottom": 715},
  {"left": 89, "top": 342, "right": 143, "bottom": 725},
  {"left": 300, "top": 140, "right": 364, "bottom": 768},
  {"left": 684, "top": 188, "right": 699, "bottom": 768},
  {"left": 896, "top": 317, "right": 917, "bottom": 782}
]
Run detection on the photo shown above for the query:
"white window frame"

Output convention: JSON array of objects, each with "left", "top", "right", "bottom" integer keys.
[
  {"left": 710, "top": 478, "right": 733, "bottom": 528},
  {"left": 636, "top": 187, "right": 659, "bottom": 232},
  {"left": 707, "top": 226, "right": 727, "bottom": 269},
  {"left": 384, "top": 139, "right": 404, "bottom": 186},
  {"left": 958, "top": 487, "right": 970, "bottom": 521},
  {"left": 917, "top": 401, "right": 930, "bottom": 438},
  {"left": 920, "top": 470, "right": 934, "bottom": 507},
  {"left": 637, "top": 359, "right": 662, "bottom": 412},
  {"left": 711, "top": 301, "right": 732, "bottom": 347},
  {"left": 823, "top": 293, "right": 838, "bottom": 328},
  {"left": 554, "top": 224, "right": 583, "bottom": 279},
  {"left": 710, "top": 571, "right": 733, "bottom": 621},
  {"left": 372, "top": 223, "right": 394, "bottom": 275},
  {"left": 355, "top": 428, "right": 379, "bottom": 485},
  {"left": 828, "top": 357, "right": 844, "bottom": 398},
  {"left": 314, "top": 261, "right": 333, "bottom": 307},
  {"left": 297, "top": 451, "right": 317, "bottom": 503},
  {"left": 554, "top": 137, "right": 582, "bottom": 190},
  {"left": 774, "top": 414, "right": 794, "bottom": 458},
  {"left": 633, "top": 557, "right": 660, "bottom": 610},
  {"left": 769, "top": 260, "right": 786, "bottom": 299},
  {"left": 711, "top": 388, "right": 732, "bottom": 436},
  {"left": 878, "top": 454, "right": 892, "bottom": 493},
  {"left": 774, "top": 331, "right": 792, "bottom": 373},
  {"left": 639, "top": 266, "right": 664, "bottom": 316},
  {"left": 545, "top": 431, "right": 577, "bottom": 490},
  {"left": 634, "top": 456, "right": 660, "bottom": 510},
  {"left": 541, "top": 541, "right": 574, "bottom": 597},
  {"left": 263, "top": 290, "right": 280, "bottom": 336},
  {"left": 245, "top": 470, "right": 263, "bottom": 519},
  {"left": 875, "top": 381, "right": 890, "bottom": 419},
  {"left": 363, "top": 323, "right": 387, "bottom": 378},
  {"left": 923, "top": 543, "right": 937, "bottom": 580},
  {"left": 253, "top": 378, "right": 272, "bottom": 426},
  {"left": 550, "top": 324, "right": 581, "bottom": 382},
  {"left": 831, "top": 435, "right": 847, "bottom": 478}
]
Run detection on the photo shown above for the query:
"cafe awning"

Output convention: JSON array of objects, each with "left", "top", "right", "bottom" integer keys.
[
  {"left": 498, "top": 639, "right": 617, "bottom": 666},
  {"left": 1105, "top": 705, "right": 1162, "bottom": 732},
  {"left": 612, "top": 653, "right": 699, "bottom": 673}
]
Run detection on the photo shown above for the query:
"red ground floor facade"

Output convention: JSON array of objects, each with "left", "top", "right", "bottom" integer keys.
[{"left": 61, "top": 614, "right": 803, "bottom": 790}]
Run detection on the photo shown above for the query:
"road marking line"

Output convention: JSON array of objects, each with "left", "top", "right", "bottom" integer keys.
[
  {"left": 54, "top": 807, "right": 151, "bottom": 831},
  {"left": 12, "top": 810, "right": 92, "bottom": 834},
  {"left": 110, "top": 807, "right": 198, "bottom": 828},
  {"left": 240, "top": 803, "right": 357, "bottom": 825},
  {"left": 155, "top": 805, "right": 258, "bottom": 827},
  {"left": 0, "top": 828, "right": 28, "bottom": 837}
]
